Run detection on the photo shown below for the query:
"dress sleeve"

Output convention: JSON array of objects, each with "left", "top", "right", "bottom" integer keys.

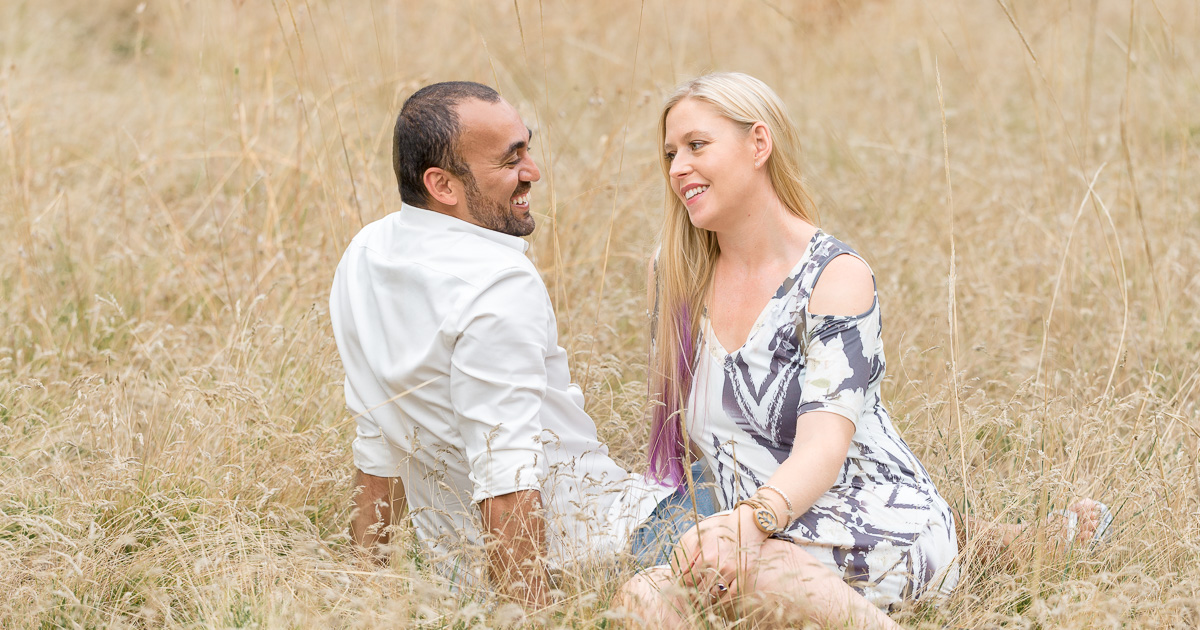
[
  {"left": 451, "top": 268, "right": 551, "bottom": 504},
  {"left": 795, "top": 296, "right": 883, "bottom": 427}
]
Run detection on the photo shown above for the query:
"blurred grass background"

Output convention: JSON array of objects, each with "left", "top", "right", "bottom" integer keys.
[{"left": 1, "top": 0, "right": 1198, "bottom": 626}]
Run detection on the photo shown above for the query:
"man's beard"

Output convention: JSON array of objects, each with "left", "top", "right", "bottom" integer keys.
[{"left": 462, "top": 173, "right": 535, "bottom": 237}]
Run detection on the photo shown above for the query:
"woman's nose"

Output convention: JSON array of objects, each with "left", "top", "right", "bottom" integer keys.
[{"left": 669, "top": 156, "right": 690, "bottom": 178}]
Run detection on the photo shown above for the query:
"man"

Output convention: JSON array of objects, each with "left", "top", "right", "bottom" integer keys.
[{"left": 329, "top": 82, "right": 701, "bottom": 606}]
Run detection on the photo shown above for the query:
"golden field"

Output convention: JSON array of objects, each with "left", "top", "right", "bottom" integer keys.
[{"left": 1, "top": 0, "right": 1198, "bottom": 626}]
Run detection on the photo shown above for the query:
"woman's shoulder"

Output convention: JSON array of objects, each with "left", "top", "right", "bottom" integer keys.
[{"left": 808, "top": 233, "right": 875, "bottom": 317}]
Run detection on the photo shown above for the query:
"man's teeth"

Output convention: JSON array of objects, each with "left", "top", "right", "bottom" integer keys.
[
  {"left": 685, "top": 185, "right": 709, "bottom": 200},
  {"left": 512, "top": 193, "right": 529, "bottom": 206}
]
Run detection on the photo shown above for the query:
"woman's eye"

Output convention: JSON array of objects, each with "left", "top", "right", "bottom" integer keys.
[
  {"left": 665, "top": 151, "right": 676, "bottom": 161},
  {"left": 689, "top": 141, "right": 704, "bottom": 151}
]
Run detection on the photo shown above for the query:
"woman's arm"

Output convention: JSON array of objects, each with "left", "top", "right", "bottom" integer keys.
[{"left": 752, "top": 253, "right": 874, "bottom": 526}]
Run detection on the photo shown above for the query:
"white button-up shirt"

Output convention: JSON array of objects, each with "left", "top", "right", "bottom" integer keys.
[{"left": 330, "top": 204, "right": 670, "bottom": 580}]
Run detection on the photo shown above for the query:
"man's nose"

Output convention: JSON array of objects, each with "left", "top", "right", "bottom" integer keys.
[{"left": 522, "top": 155, "right": 541, "bottom": 182}]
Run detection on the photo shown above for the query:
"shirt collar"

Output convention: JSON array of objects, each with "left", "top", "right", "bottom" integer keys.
[{"left": 398, "top": 203, "right": 530, "bottom": 254}]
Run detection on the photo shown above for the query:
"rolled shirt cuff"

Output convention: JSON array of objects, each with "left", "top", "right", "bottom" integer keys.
[{"left": 469, "top": 456, "right": 546, "bottom": 504}]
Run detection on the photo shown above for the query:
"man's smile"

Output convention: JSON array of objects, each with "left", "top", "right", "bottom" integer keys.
[{"left": 511, "top": 184, "right": 531, "bottom": 208}]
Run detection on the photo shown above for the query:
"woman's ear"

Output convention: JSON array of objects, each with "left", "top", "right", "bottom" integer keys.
[
  {"left": 751, "top": 121, "right": 773, "bottom": 168},
  {"left": 423, "top": 167, "right": 460, "bottom": 206}
]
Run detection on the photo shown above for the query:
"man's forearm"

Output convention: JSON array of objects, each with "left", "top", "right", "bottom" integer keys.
[
  {"left": 350, "top": 470, "right": 406, "bottom": 562},
  {"left": 479, "top": 489, "right": 549, "bottom": 608}
]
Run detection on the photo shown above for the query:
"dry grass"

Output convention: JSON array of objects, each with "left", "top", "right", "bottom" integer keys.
[{"left": 1, "top": 0, "right": 1198, "bottom": 627}]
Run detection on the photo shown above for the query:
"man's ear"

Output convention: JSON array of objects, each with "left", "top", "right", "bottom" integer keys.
[{"left": 423, "top": 167, "right": 460, "bottom": 206}]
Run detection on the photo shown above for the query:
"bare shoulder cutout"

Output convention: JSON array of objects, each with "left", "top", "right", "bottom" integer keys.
[{"left": 808, "top": 253, "right": 875, "bottom": 317}]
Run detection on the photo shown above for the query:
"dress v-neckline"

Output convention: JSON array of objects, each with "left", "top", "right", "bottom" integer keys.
[{"left": 705, "top": 230, "right": 822, "bottom": 358}]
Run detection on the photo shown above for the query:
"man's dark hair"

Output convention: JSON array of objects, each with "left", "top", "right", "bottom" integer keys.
[{"left": 393, "top": 81, "right": 502, "bottom": 207}]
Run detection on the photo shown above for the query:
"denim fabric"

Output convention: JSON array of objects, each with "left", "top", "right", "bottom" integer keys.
[{"left": 629, "top": 461, "right": 719, "bottom": 567}]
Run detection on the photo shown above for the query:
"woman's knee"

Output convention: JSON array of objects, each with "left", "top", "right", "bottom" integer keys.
[
  {"left": 615, "top": 571, "right": 661, "bottom": 608},
  {"left": 740, "top": 543, "right": 857, "bottom": 619},
  {"left": 613, "top": 568, "right": 690, "bottom": 628}
]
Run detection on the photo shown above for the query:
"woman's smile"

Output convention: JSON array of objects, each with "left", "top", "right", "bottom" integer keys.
[{"left": 681, "top": 183, "right": 709, "bottom": 206}]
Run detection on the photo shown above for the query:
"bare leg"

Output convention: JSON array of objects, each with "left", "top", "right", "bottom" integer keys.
[
  {"left": 614, "top": 566, "right": 698, "bottom": 629},
  {"left": 615, "top": 542, "right": 900, "bottom": 629},
  {"left": 740, "top": 539, "right": 901, "bottom": 630},
  {"left": 350, "top": 469, "right": 406, "bottom": 562}
]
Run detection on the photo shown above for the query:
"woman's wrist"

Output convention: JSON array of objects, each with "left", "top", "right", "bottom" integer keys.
[
  {"left": 757, "top": 484, "right": 794, "bottom": 526},
  {"left": 754, "top": 492, "right": 791, "bottom": 530},
  {"left": 732, "top": 503, "right": 771, "bottom": 541}
]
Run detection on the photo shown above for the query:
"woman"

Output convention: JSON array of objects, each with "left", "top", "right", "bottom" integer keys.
[
  {"left": 618, "top": 72, "right": 958, "bottom": 628},
  {"left": 620, "top": 71, "right": 1115, "bottom": 626}
]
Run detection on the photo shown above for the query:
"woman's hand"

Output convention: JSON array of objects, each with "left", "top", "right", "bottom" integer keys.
[{"left": 669, "top": 505, "right": 769, "bottom": 605}]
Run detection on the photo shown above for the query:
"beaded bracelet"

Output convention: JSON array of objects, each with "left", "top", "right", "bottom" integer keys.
[{"left": 757, "top": 484, "right": 795, "bottom": 527}]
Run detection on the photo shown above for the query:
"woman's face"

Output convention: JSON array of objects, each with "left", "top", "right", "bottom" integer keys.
[{"left": 663, "top": 98, "right": 760, "bottom": 231}]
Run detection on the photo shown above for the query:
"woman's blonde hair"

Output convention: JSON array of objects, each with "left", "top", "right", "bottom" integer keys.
[{"left": 647, "top": 72, "right": 818, "bottom": 488}]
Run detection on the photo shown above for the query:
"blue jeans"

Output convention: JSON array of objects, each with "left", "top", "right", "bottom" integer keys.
[{"left": 629, "top": 461, "right": 720, "bottom": 567}]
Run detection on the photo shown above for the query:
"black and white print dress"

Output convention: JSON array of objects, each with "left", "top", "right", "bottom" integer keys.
[{"left": 688, "top": 230, "right": 959, "bottom": 609}]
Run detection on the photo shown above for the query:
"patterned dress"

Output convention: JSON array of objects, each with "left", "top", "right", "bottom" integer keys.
[{"left": 687, "top": 230, "right": 959, "bottom": 609}]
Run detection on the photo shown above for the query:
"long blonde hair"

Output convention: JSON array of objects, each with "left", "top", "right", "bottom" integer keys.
[{"left": 646, "top": 72, "right": 819, "bottom": 488}]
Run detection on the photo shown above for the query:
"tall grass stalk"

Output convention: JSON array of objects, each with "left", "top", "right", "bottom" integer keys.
[{"left": 1, "top": 0, "right": 1198, "bottom": 626}]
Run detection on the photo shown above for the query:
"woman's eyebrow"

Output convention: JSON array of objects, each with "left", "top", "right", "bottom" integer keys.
[{"left": 664, "top": 130, "right": 707, "bottom": 149}]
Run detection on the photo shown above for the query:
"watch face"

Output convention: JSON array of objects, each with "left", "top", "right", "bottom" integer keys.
[{"left": 754, "top": 507, "right": 779, "bottom": 533}]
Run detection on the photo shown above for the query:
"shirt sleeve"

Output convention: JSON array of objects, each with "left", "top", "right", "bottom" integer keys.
[
  {"left": 451, "top": 267, "right": 552, "bottom": 504},
  {"left": 795, "top": 298, "right": 883, "bottom": 427}
]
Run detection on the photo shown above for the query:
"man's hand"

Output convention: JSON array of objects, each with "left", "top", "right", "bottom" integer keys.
[{"left": 479, "top": 489, "right": 549, "bottom": 608}]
